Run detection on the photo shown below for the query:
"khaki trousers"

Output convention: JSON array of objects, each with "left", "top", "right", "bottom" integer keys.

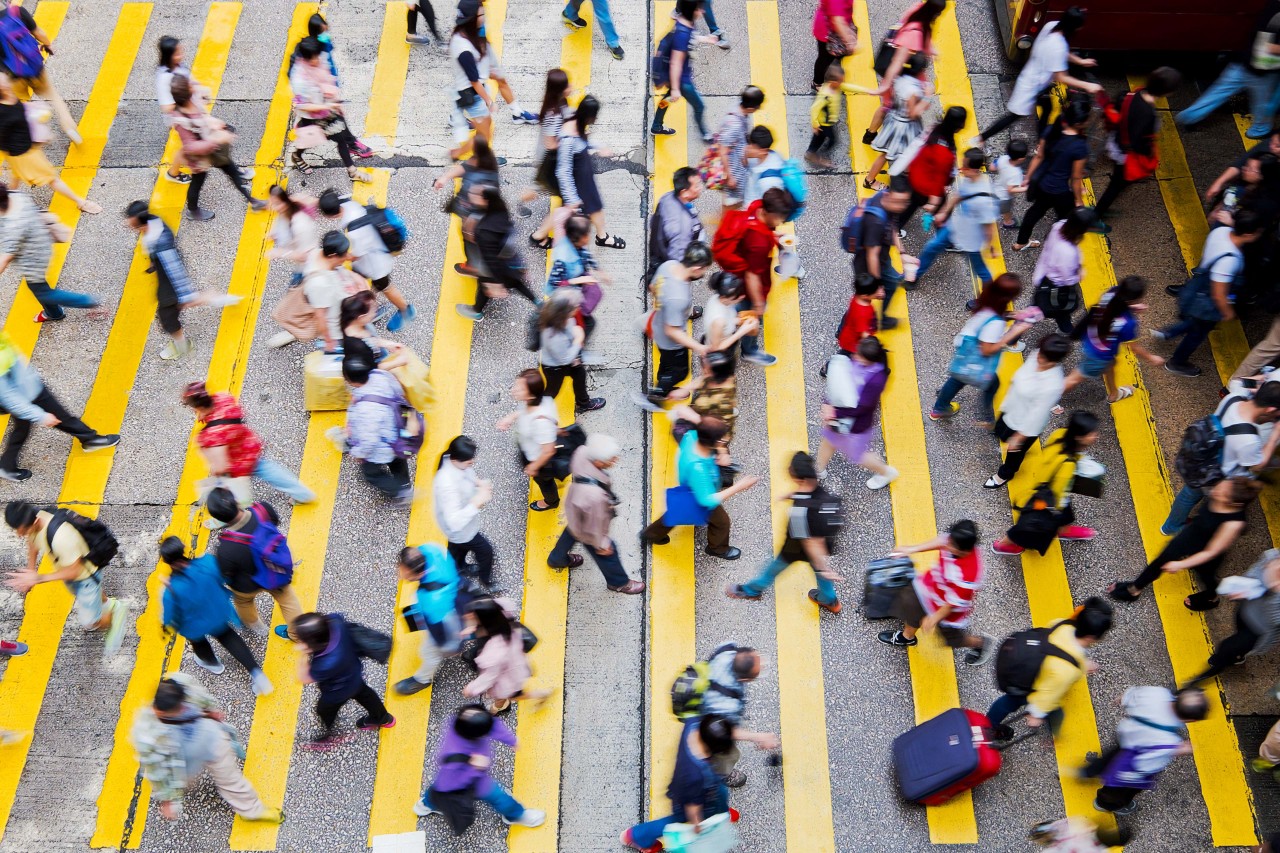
[
  {"left": 232, "top": 585, "right": 303, "bottom": 640},
  {"left": 202, "top": 730, "right": 267, "bottom": 818},
  {"left": 1261, "top": 718, "right": 1280, "bottom": 764},
  {"left": 1231, "top": 315, "right": 1280, "bottom": 382}
]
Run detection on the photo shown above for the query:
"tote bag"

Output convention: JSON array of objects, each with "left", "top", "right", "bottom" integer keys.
[
  {"left": 946, "top": 315, "right": 1003, "bottom": 387},
  {"left": 665, "top": 485, "right": 711, "bottom": 526}
]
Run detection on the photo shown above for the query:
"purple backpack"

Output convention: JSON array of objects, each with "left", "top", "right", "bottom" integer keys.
[{"left": 220, "top": 504, "right": 294, "bottom": 590}]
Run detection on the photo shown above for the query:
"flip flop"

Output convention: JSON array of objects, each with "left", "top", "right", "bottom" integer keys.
[{"left": 1108, "top": 386, "right": 1135, "bottom": 403}]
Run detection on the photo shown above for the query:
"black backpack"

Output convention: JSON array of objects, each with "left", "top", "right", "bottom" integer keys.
[
  {"left": 1174, "top": 397, "right": 1257, "bottom": 490},
  {"left": 46, "top": 508, "right": 119, "bottom": 569},
  {"left": 994, "top": 625, "right": 1080, "bottom": 697},
  {"left": 348, "top": 204, "right": 408, "bottom": 254},
  {"left": 346, "top": 621, "right": 392, "bottom": 665}
]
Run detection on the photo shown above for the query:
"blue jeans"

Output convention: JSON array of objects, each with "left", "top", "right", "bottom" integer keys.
[
  {"left": 735, "top": 299, "right": 764, "bottom": 356},
  {"left": 875, "top": 258, "right": 905, "bottom": 319},
  {"left": 1163, "top": 484, "right": 1204, "bottom": 534},
  {"left": 27, "top": 278, "right": 99, "bottom": 321},
  {"left": 987, "top": 692, "right": 1063, "bottom": 736},
  {"left": 547, "top": 528, "right": 629, "bottom": 587},
  {"left": 629, "top": 784, "right": 728, "bottom": 848},
  {"left": 702, "top": 0, "right": 719, "bottom": 33},
  {"left": 1177, "top": 62, "right": 1279, "bottom": 135},
  {"left": 652, "top": 80, "right": 708, "bottom": 138},
  {"left": 1162, "top": 316, "right": 1217, "bottom": 366},
  {"left": 932, "top": 374, "right": 1000, "bottom": 424},
  {"left": 914, "top": 226, "right": 992, "bottom": 286},
  {"left": 423, "top": 781, "right": 525, "bottom": 822},
  {"left": 739, "top": 555, "right": 837, "bottom": 605},
  {"left": 564, "top": 0, "right": 618, "bottom": 48},
  {"left": 253, "top": 456, "right": 316, "bottom": 503}
]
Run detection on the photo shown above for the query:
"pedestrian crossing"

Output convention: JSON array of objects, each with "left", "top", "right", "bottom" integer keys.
[{"left": 0, "top": 0, "right": 1271, "bottom": 850}]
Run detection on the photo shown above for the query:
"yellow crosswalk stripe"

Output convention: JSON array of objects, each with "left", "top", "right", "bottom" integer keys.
[
  {"left": 645, "top": 0, "right": 695, "bottom": 819},
  {"left": 745, "top": 4, "right": 834, "bottom": 850},
  {"left": 843, "top": 2, "right": 974, "bottom": 842},
  {"left": 934, "top": 12, "right": 1114, "bottom": 834},
  {"left": 364, "top": 2, "right": 409, "bottom": 146},
  {"left": 0, "top": 5, "right": 152, "bottom": 844},
  {"left": 506, "top": 13, "right": 594, "bottom": 852}
]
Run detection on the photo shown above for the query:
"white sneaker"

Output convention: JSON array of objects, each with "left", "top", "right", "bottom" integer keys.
[
  {"left": 241, "top": 167, "right": 255, "bottom": 180},
  {"left": 867, "top": 467, "right": 899, "bottom": 490},
  {"left": 205, "top": 293, "right": 243, "bottom": 308},
  {"left": 502, "top": 809, "right": 546, "bottom": 828},
  {"left": 250, "top": 669, "right": 274, "bottom": 695},
  {"left": 267, "top": 331, "right": 296, "bottom": 348},
  {"left": 325, "top": 426, "right": 350, "bottom": 452},
  {"left": 159, "top": 336, "right": 193, "bottom": 360},
  {"left": 412, "top": 799, "right": 441, "bottom": 817},
  {"left": 816, "top": 469, "right": 829, "bottom": 480},
  {"left": 194, "top": 653, "right": 225, "bottom": 675}
]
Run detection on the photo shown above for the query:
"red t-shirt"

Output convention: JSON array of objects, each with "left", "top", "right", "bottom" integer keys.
[
  {"left": 908, "top": 143, "right": 956, "bottom": 198},
  {"left": 196, "top": 393, "right": 263, "bottom": 477},
  {"left": 836, "top": 298, "right": 877, "bottom": 352},
  {"left": 914, "top": 549, "right": 985, "bottom": 628},
  {"left": 739, "top": 200, "right": 779, "bottom": 296}
]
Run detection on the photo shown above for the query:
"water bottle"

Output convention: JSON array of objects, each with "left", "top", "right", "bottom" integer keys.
[{"left": 922, "top": 211, "right": 935, "bottom": 234}]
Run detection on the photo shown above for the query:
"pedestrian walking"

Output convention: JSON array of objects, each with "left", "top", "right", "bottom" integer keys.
[
  {"left": 847, "top": 179, "right": 913, "bottom": 329},
  {"left": 342, "top": 355, "right": 417, "bottom": 504},
  {"left": 446, "top": 1, "right": 537, "bottom": 161},
  {"left": 711, "top": 188, "right": 793, "bottom": 365},
  {"left": 642, "top": 417, "right": 758, "bottom": 560},
  {"left": 0, "top": 5, "right": 80, "bottom": 142},
  {"left": 1184, "top": 548, "right": 1280, "bottom": 686},
  {"left": 0, "top": 187, "right": 99, "bottom": 323},
  {"left": 433, "top": 136, "right": 501, "bottom": 276},
  {"left": 1013, "top": 100, "right": 1091, "bottom": 251},
  {"left": 539, "top": 292, "right": 606, "bottom": 413},
  {"left": 805, "top": 63, "right": 859, "bottom": 171},
  {"left": 0, "top": 72, "right": 98, "bottom": 212},
  {"left": 1083, "top": 686, "right": 1206, "bottom": 816},
  {"left": 974, "top": 6, "right": 1100, "bottom": 145},
  {"left": 405, "top": 2, "right": 441, "bottom": 45},
  {"left": 318, "top": 189, "right": 415, "bottom": 331},
  {"left": 269, "top": 230, "right": 367, "bottom": 351},
  {"left": 170, "top": 78, "right": 265, "bottom": 221},
  {"left": 815, "top": 336, "right": 898, "bottom": 489},
  {"left": 876, "top": 519, "right": 993, "bottom": 662},
  {"left": 547, "top": 434, "right": 644, "bottom": 593},
  {"left": 456, "top": 184, "right": 540, "bottom": 320},
  {"left": 703, "top": 272, "right": 757, "bottom": 358},
  {"left": 991, "top": 410, "right": 1102, "bottom": 556},
  {"left": 205, "top": 487, "right": 304, "bottom": 642},
  {"left": 289, "top": 37, "right": 371, "bottom": 184},
  {"left": 562, "top": 0, "right": 624, "bottom": 60},
  {"left": 835, "top": 274, "right": 881, "bottom": 353},
  {"left": 652, "top": 0, "right": 714, "bottom": 141},
  {"left": 863, "top": 54, "right": 928, "bottom": 187},
  {"left": 648, "top": 242, "right": 713, "bottom": 403},
  {"left": 0, "top": 339, "right": 118, "bottom": 481},
  {"left": 984, "top": 334, "right": 1069, "bottom": 489},
  {"left": 4, "top": 501, "right": 126, "bottom": 655},
  {"left": 648, "top": 166, "right": 706, "bottom": 280},
  {"left": 673, "top": 645, "right": 777, "bottom": 787},
  {"left": 180, "top": 381, "right": 315, "bottom": 504},
  {"left": 863, "top": 0, "right": 945, "bottom": 143},
  {"left": 302, "top": 13, "right": 378, "bottom": 159},
  {"left": 713, "top": 86, "right": 764, "bottom": 210},
  {"left": 1156, "top": 211, "right": 1265, "bottom": 377},
  {"left": 394, "top": 543, "right": 464, "bottom": 695},
  {"left": 666, "top": 353, "right": 741, "bottom": 475},
  {"left": 158, "top": 536, "right": 273, "bottom": 696},
  {"left": 266, "top": 185, "right": 319, "bottom": 289},
  {"left": 125, "top": 201, "right": 241, "bottom": 360},
  {"left": 993, "top": 139, "right": 1029, "bottom": 228},
  {"left": 462, "top": 596, "right": 551, "bottom": 713},
  {"left": 726, "top": 452, "right": 845, "bottom": 611},
  {"left": 132, "top": 674, "right": 283, "bottom": 823},
  {"left": 414, "top": 704, "right": 545, "bottom": 830},
  {"left": 1176, "top": 3, "right": 1280, "bottom": 138},
  {"left": 546, "top": 212, "right": 607, "bottom": 337},
  {"left": 986, "top": 597, "right": 1113, "bottom": 740},
  {"left": 1059, "top": 276, "right": 1164, "bottom": 406},
  {"left": 1252, "top": 717, "right": 1280, "bottom": 782},
  {"left": 906, "top": 147, "right": 998, "bottom": 288},
  {"left": 433, "top": 435, "right": 497, "bottom": 587},
  {"left": 1028, "top": 207, "right": 1093, "bottom": 334},
  {"left": 621, "top": 714, "right": 737, "bottom": 851},
  {"left": 896, "top": 105, "right": 967, "bottom": 230},
  {"left": 1093, "top": 68, "right": 1182, "bottom": 224},
  {"left": 294, "top": 611, "right": 395, "bottom": 750},
  {"left": 929, "top": 274, "right": 1034, "bottom": 426},
  {"left": 496, "top": 369, "right": 562, "bottom": 511},
  {"left": 812, "top": 0, "right": 858, "bottom": 90},
  {"left": 743, "top": 126, "right": 787, "bottom": 206},
  {"left": 155, "top": 36, "right": 206, "bottom": 185},
  {"left": 559, "top": 95, "right": 623, "bottom": 249},
  {"left": 521, "top": 68, "right": 570, "bottom": 237}
]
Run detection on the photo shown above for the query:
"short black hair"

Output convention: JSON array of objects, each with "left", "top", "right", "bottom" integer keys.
[
  {"left": 709, "top": 270, "right": 744, "bottom": 299},
  {"left": 1039, "top": 333, "right": 1071, "bottom": 363},
  {"left": 1256, "top": 381, "right": 1280, "bottom": 409},
  {"left": 948, "top": 519, "right": 979, "bottom": 552},
  {"left": 343, "top": 355, "right": 374, "bottom": 385},
  {"left": 399, "top": 546, "right": 425, "bottom": 575},
  {"left": 321, "top": 230, "right": 350, "bottom": 257},
  {"left": 748, "top": 125, "right": 774, "bottom": 149},
  {"left": 731, "top": 648, "right": 759, "bottom": 679},
  {"left": 1173, "top": 687, "right": 1209, "bottom": 721},
  {"left": 565, "top": 214, "right": 592, "bottom": 243},
  {"left": 682, "top": 241, "right": 712, "bottom": 269},
  {"left": 962, "top": 147, "right": 985, "bottom": 170},
  {"left": 789, "top": 451, "right": 818, "bottom": 481},
  {"left": 1074, "top": 596, "right": 1114, "bottom": 641},
  {"left": 740, "top": 85, "right": 764, "bottom": 110},
  {"left": 154, "top": 678, "right": 186, "bottom": 713},
  {"left": 854, "top": 273, "right": 880, "bottom": 296},
  {"left": 318, "top": 189, "right": 342, "bottom": 217},
  {"left": 4, "top": 501, "right": 36, "bottom": 531},
  {"left": 672, "top": 166, "right": 698, "bottom": 194},
  {"left": 760, "top": 187, "right": 793, "bottom": 218},
  {"left": 205, "top": 487, "right": 240, "bottom": 524},
  {"left": 1146, "top": 66, "right": 1181, "bottom": 98},
  {"left": 158, "top": 536, "right": 188, "bottom": 567},
  {"left": 1234, "top": 208, "right": 1265, "bottom": 236},
  {"left": 694, "top": 417, "right": 729, "bottom": 447},
  {"left": 1006, "top": 139, "right": 1029, "bottom": 161},
  {"left": 124, "top": 199, "right": 153, "bottom": 222},
  {"left": 887, "top": 174, "right": 912, "bottom": 194},
  {"left": 293, "top": 612, "right": 331, "bottom": 652},
  {"left": 295, "top": 36, "right": 322, "bottom": 61},
  {"left": 699, "top": 713, "right": 736, "bottom": 755},
  {"left": 454, "top": 704, "right": 495, "bottom": 739}
]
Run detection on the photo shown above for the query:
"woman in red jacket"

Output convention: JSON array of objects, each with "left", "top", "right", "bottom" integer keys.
[{"left": 899, "top": 105, "right": 966, "bottom": 231}]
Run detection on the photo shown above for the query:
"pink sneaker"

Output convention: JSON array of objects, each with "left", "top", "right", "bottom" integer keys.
[
  {"left": 1058, "top": 525, "right": 1098, "bottom": 541},
  {"left": 991, "top": 540, "right": 1024, "bottom": 555}
]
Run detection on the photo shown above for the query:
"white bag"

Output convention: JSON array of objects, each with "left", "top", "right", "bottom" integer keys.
[
  {"left": 660, "top": 812, "right": 740, "bottom": 853},
  {"left": 824, "top": 352, "right": 860, "bottom": 409}
]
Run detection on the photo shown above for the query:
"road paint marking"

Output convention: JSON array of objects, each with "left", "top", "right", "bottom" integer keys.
[
  {"left": 746, "top": 5, "right": 835, "bottom": 851},
  {"left": 842, "top": 1, "right": 974, "bottom": 842},
  {"left": 0, "top": 7, "right": 151, "bottom": 845},
  {"left": 83, "top": 4, "right": 251, "bottom": 847},
  {"left": 644, "top": 0, "right": 695, "bottom": 820},
  {"left": 364, "top": 2, "right": 409, "bottom": 146}
]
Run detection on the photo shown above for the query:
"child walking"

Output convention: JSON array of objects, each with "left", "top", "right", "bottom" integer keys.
[{"left": 865, "top": 54, "right": 929, "bottom": 190}]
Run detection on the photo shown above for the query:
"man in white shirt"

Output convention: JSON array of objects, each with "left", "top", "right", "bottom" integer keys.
[
  {"left": 985, "top": 334, "right": 1069, "bottom": 488},
  {"left": 301, "top": 231, "right": 352, "bottom": 353},
  {"left": 318, "top": 190, "right": 415, "bottom": 332},
  {"left": 744, "top": 126, "right": 786, "bottom": 205},
  {"left": 907, "top": 149, "right": 998, "bottom": 287}
]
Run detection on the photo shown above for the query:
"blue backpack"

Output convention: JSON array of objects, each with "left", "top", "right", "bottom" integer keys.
[
  {"left": 350, "top": 204, "right": 409, "bottom": 254},
  {"left": 220, "top": 504, "right": 294, "bottom": 591},
  {"left": 0, "top": 7, "right": 43, "bottom": 81},
  {"left": 761, "top": 158, "right": 808, "bottom": 221},
  {"left": 840, "top": 194, "right": 888, "bottom": 253}
]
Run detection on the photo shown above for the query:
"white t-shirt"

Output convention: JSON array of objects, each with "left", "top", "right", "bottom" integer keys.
[
  {"left": 956, "top": 308, "right": 1007, "bottom": 347},
  {"left": 302, "top": 258, "right": 346, "bottom": 343},
  {"left": 746, "top": 150, "right": 786, "bottom": 204},
  {"left": 1201, "top": 226, "right": 1244, "bottom": 287},
  {"left": 1007, "top": 22, "right": 1068, "bottom": 116},
  {"left": 703, "top": 295, "right": 740, "bottom": 348},
  {"left": 338, "top": 200, "right": 394, "bottom": 281},
  {"left": 155, "top": 66, "right": 192, "bottom": 109},
  {"left": 515, "top": 398, "right": 559, "bottom": 461},
  {"left": 1000, "top": 358, "right": 1065, "bottom": 436},
  {"left": 947, "top": 175, "right": 998, "bottom": 252},
  {"left": 1217, "top": 395, "right": 1263, "bottom": 477},
  {"left": 993, "top": 154, "right": 1024, "bottom": 201},
  {"left": 449, "top": 33, "right": 491, "bottom": 94}
]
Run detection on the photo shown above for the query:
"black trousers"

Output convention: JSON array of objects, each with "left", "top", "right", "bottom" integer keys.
[
  {"left": 980, "top": 91, "right": 1054, "bottom": 141},
  {"left": 0, "top": 387, "right": 99, "bottom": 471},
  {"left": 191, "top": 627, "right": 259, "bottom": 673},
  {"left": 654, "top": 347, "right": 690, "bottom": 397},
  {"left": 1093, "top": 163, "right": 1132, "bottom": 218},
  {"left": 808, "top": 124, "right": 837, "bottom": 154},
  {"left": 297, "top": 118, "right": 357, "bottom": 167},
  {"left": 542, "top": 362, "right": 589, "bottom": 408},
  {"left": 1016, "top": 189, "right": 1077, "bottom": 246},
  {"left": 473, "top": 277, "right": 539, "bottom": 312},
  {"left": 187, "top": 162, "right": 255, "bottom": 211},
  {"left": 360, "top": 458, "right": 411, "bottom": 498},
  {"left": 315, "top": 681, "right": 390, "bottom": 731},
  {"left": 406, "top": 1, "right": 439, "bottom": 38},
  {"left": 520, "top": 452, "right": 559, "bottom": 507},
  {"left": 1190, "top": 610, "right": 1261, "bottom": 684},
  {"left": 996, "top": 440, "right": 1030, "bottom": 482},
  {"left": 448, "top": 533, "right": 495, "bottom": 586},
  {"left": 1129, "top": 525, "right": 1221, "bottom": 602},
  {"left": 813, "top": 39, "right": 837, "bottom": 89},
  {"left": 1096, "top": 785, "right": 1141, "bottom": 811}
]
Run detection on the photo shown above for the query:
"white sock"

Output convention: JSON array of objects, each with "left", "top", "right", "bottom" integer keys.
[{"left": 509, "top": 101, "right": 525, "bottom": 116}]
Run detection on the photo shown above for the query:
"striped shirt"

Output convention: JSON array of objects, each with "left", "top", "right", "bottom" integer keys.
[{"left": 913, "top": 550, "right": 985, "bottom": 628}]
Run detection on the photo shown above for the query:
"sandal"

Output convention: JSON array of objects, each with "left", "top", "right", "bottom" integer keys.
[
  {"left": 1107, "top": 581, "right": 1141, "bottom": 603},
  {"left": 862, "top": 177, "right": 886, "bottom": 192},
  {"left": 290, "top": 154, "right": 313, "bottom": 175},
  {"left": 595, "top": 233, "right": 626, "bottom": 250},
  {"left": 1108, "top": 386, "right": 1135, "bottom": 404},
  {"left": 1050, "top": 404, "right": 1065, "bottom": 415},
  {"left": 1184, "top": 594, "right": 1220, "bottom": 612},
  {"left": 529, "top": 234, "right": 553, "bottom": 250},
  {"left": 78, "top": 200, "right": 102, "bottom": 215},
  {"left": 1012, "top": 240, "right": 1041, "bottom": 252},
  {"left": 983, "top": 476, "right": 1006, "bottom": 489},
  {"left": 348, "top": 168, "right": 373, "bottom": 184}
]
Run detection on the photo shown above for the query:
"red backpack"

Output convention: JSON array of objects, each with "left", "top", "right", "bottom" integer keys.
[
  {"left": 711, "top": 205, "right": 771, "bottom": 275},
  {"left": 1105, "top": 91, "right": 1158, "bottom": 181}
]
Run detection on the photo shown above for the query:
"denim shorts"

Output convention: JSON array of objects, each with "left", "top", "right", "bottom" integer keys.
[
  {"left": 66, "top": 572, "right": 105, "bottom": 628},
  {"left": 1078, "top": 350, "right": 1115, "bottom": 379}
]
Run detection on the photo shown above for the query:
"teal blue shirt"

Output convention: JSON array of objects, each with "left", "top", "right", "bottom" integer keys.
[{"left": 677, "top": 431, "right": 721, "bottom": 509}]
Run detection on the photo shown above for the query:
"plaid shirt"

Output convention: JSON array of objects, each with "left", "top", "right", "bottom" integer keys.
[
  {"left": 129, "top": 672, "right": 220, "bottom": 804},
  {"left": 0, "top": 193, "right": 51, "bottom": 283}
]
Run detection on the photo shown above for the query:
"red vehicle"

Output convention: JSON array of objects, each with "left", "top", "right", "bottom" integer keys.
[{"left": 995, "top": 0, "right": 1270, "bottom": 60}]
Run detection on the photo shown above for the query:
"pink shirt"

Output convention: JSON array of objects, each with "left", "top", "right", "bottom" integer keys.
[
  {"left": 891, "top": 3, "right": 933, "bottom": 55},
  {"left": 813, "top": 0, "right": 855, "bottom": 41}
]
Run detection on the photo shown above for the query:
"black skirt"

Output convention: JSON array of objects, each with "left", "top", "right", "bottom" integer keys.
[{"left": 534, "top": 149, "right": 561, "bottom": 196}]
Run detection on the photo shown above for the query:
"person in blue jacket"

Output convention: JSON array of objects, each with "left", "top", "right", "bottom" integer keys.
[
  {"left": 394, "top": 544, "right": 464, "bottom": 696},
  {"left": 294, "top": 611, "right": 395, "bottom": 750},
  {"left": 159, "top": 537, "right": 272, "bottom": 696}
]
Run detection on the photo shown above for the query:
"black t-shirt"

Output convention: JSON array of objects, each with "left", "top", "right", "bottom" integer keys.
[
  {"left": 214, "top": 501, "right": 279, "bottom": 593},
  {"left": 1038, "top": 130, "right": 1088, "bottom": 196},
  {"left": 779, "top": 486, "right": 844, "bottom": 562},
  {"left": 0, "top": 100, "right": 31, "bottom": 156},
  {"left": 342, "top": 334, "right": 377, "bottom": 365},
  {"left": 852, "top": 196, "right": 897, "bottom": 278}
]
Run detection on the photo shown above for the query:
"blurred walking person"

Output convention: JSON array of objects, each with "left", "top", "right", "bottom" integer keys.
[
  {"left": 170, "top": 77, "right": 265, "bottom": 221},
  {"left": 433, "top": 435, "right": 497, "bottom": 587},
  {"left": 0, "top": 187, "right": 99, "bottom": 323},
  {"left": 295, "top": 611, "right": 395, "bottom": 750}
]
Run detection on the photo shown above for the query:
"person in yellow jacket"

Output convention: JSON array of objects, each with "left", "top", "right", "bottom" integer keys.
[
  {"left": 805, "top": 63, "right": 860, "bottom": 170},
  {"left": 986, "top": 597, "right": 1114, "bottom": 741}
]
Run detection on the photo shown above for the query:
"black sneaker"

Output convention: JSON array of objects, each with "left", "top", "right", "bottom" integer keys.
[
  {"left": 862, "top": 128, "right": 877, "bottom": 145},
  {"left": 1165, "top": 361, "right": 1203, "bottom": 378},
  {"left": 575, "top": 397, "right": 607, "bottom": 413},
  {"left": 1164, "top": 283, "right": 1184, "bottom": 297},
  {"left": 991, "top": 724, "right": 1015, "bottom": 742},
  {"left": 82, "top": 434, "right": 120, "bottom": 452},
  {"left": 0, "top": 468, "right": 31, "bottom": 482},
  {"left": 706, "top": 546, "right": 742, "bottom": 560},
  {"left": 880, "top": 316, "right": 900, "bottom": 330},
  {"left": 609, "top": 45, "right": 625, "bottom": 61},
  {"left": 562, "top": 12, "right": 587, "bottom": 28},
  {"left": 877, "top": 630, "right": 917, "bottom": 648}
]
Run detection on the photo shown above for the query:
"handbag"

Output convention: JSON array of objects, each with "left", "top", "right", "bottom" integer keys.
[
  {"left": 270, "top": 282, "right": 319, "bottom": 341},
  {"left": 293, "top": 123, "right": 327, "bottom": 150},
  {"left": 347, "top": 621, "right": 393, "bottom": 665},
  {"left": 208, "top": 142, "right": 233, "bottom": 168},
  {"left": 1177, "top": 252, "right": 1237, "bottom": 323},
  {"left": 697, "top": 143, "right": 727, "bottom": 192},
  {"left": 664, "top": 485, "right": 711, "bottom": 526},
  {"left": 661, "top": 812, "right": 740, "bottom": 853},
  {"left": 550, "top": 423, "right": 588, "bottom": 480},
  {"left": 946, "top": 315, "right": 1004, "bottom": 387},
  {"left": 1033, "top": 278, "right": 1081, "bottom": 315},
  {"left": 827, "top": 29, "right": 854, "bottom": 58},
  {"left": 23, "top": 100, "right": 50, "bottom": 144},
  {"left": 455, "top": 86, "right": 479, "bottom": 109},
  {"left": 873, "top": 26, "right": 901, "bottom": 77}
]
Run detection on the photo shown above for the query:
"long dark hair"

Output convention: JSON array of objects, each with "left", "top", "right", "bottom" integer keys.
[
  {"left": 1058, "top": 206, "right": 1098, "bottom": 243},
  {"left": 539, "top": 68, "right": 570, "bottom": 123},
  {"left": 340, "top": 291, "right": 376, "bottom": 332},
  {"left": 1045, "top": 98, "right": 1091, "bottom": 151},
  {"left": 468, "top": 597, "right": 513, "bottom": 640},
  {"left": 924, "top": 105, "right": 967, "bottom": 151},
  {"left": 453, "top": 13, "right": 487, "bottom": 57},
  {"left": 471, "top": 136, "right": 499, "bottom": 172},
  {"left": 270, "top": 185, "right": 305, "bottom": 219},
  {"left": 478, "top": 184, "right": 509, "bottom": 218},
  {"left": 902, "top": 0, "right": 947, "bottom": 46},
  {"left": 1080, "top": 275, "right": 1145, "bottom": 342},
  {"left": 1056, "top": 410, "right": 1100, "bottom": 455},
  {"left": 972, "top": 272, "right": 1022, "bottom": 314},
  {"left": 439, "top": 434, "right": 478, "bottom": 471},
  {"left": 856, "top": 335, "right": 890, "bottom": 375},
  {"left": 572, "top": 95, "right": 600, "bottom": 140},
  {"left": 157, "top": 36, "right": 180, "bottom": 70},
  {"left": 538, "top": 293, "right": 577, "bottom": 331}
]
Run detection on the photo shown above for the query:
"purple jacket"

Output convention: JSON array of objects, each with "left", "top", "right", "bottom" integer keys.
[
  {"left": 828, "top": 362, "right": 888, "bottom": 435},
  {"left": 431, "top": 716, "right": 517, "bottom": 795}
]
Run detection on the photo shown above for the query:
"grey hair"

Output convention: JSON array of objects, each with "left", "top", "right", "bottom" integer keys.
[{"left": 584, "top": 433, "right": 620, "bottom": 462}]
